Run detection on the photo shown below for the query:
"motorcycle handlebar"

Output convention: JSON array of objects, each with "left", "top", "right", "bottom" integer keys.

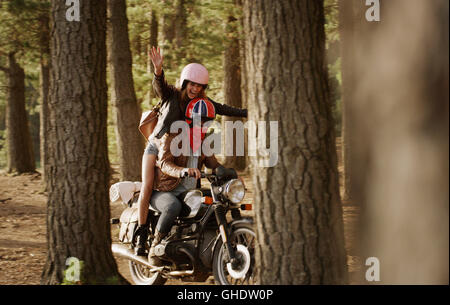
[
  {"left": 181, "top": 171, "right": 210, "bottom": 179},
  {"left": 182, "top": 166, "right": 238, "bottom": 180}
]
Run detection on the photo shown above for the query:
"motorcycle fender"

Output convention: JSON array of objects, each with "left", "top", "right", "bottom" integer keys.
[
  {"left": 211, "top": 217, "right": 254, "bottom": 256},
  {"left": 229, "top": 217, "right": 253, "bottom": 229}
]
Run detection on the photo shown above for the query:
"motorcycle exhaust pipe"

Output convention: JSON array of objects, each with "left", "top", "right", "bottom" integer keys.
[
  {"left": 168, "top": 270, "right": 194, "bottom": 276},
  {"left": 111, "top": 243, "right": 163, "bottom": 273},
  {"left": 166, "top": 247, "right": 195, "bottom": 277}
]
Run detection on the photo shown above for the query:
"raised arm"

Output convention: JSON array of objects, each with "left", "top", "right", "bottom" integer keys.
[
  {"left": 149, "top": 46, "right": 177, "bottom": 100},
  {"left": 149, "top": 46, "right": 163, "bottom": 76}
]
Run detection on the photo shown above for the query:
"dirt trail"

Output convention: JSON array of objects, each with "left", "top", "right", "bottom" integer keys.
[
  {"left": 0, "top": 155, "right": 360, "bottom": 284},
  {"left": 0, "top": 172, "right": 47, "bottom": 284}
]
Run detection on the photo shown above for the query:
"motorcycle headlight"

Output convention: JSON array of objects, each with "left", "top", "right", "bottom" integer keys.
[{"left": 223, "top": 179, "right": 245, "bottom": 204}]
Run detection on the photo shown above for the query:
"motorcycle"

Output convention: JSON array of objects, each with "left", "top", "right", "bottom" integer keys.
[{"left": 109, "top": 167, "right": 256, "bottom": 285}]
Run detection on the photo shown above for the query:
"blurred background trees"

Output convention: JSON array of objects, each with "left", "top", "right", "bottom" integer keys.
[
  {"left": 0, "top": 0, "right": 50, "bottom": 174},
  {"left": 0, "top": 0, "right": 342, "bottom": 176},
  {"left": 351, "top": 0, "right": 448, "bottom": 284}
]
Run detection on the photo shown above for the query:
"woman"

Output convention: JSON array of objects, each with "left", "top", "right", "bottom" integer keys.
[{"left": 134, "top": 46, "right": 247, "bottom": 256}]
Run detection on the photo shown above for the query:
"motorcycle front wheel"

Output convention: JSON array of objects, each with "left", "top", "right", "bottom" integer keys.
[
  {"left": 128, "top": 261, "right": 167, "bottom": 285},
  {"left": 212, "top": 223, "right": 256, "bottom": 285}
]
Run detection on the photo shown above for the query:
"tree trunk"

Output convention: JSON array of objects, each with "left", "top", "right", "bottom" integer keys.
[
  {"left": 39, "top": 12, "right": 51, "bottom": 189},
  {"left": 237, "top": 0, "right": 250, "bottom": 170},
  {"left": 4, "top": 53, "right": 36, "bottom": 174},
  {"left": 108, "top": 0, "right": 144, "bottom": 182},
  {"left": 147, "top": 9, "right": 158, "bottom": 106},
  {"left": 42, "top": 0, "right": 127, "bottom": 284},
  {"left": 161, "top": 0, "right": 175, "bottom": 45},
  {"left": 222, "top": 13, "right": 245, "bottom": 170},
  {"left": 243, "top": 0, "right": 348, "bottom": 284},
  {"left": 353, "top": 0, "right": 448, "bottom": 284},
  {"left": 174, "top": 0, "right": 187, "bottom": 62},
  {"left": 160, "top": 0, "right": 176, "bottom": 69}
]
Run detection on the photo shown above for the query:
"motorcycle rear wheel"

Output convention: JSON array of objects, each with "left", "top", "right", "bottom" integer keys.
[
  {"left": 128, "top": 261, "right": 167, "bottom": 285},
  {"left": 212, "top": 223, "right": 256, "bottom": 285}
]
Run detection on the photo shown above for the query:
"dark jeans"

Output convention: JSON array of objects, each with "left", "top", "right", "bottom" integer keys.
[{"left": 149, "top": 191, "right": 182, "bottom": 234}]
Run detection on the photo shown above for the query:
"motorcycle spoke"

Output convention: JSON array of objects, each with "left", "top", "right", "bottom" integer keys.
[{"left": 216, "top": 226, "right": 256, "bottom": 285}]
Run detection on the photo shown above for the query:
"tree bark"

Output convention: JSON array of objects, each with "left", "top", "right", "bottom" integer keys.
[
  {"left": 222, "top": 13, "right": 245, "bottom": 170},
  {"left": 353, "top": 0, "right": 449, "bottom": 284},
  {"left": 108, "top": 0, "right": 144, "bottom": 182},
  {"left": 243, "top": 0, "right": 348, "bottom": 284},
  {"left": 147, "top": 8, "right": 158, "bottom": 106},
  {"left": 3, "top": 53, "right": 36, "bottom": 174},
  {"left": 42, "top": 0, "right": 127, "bottom": 284},
  {"left": 39, "top": 11, "right": 51, "bottom": 189}
]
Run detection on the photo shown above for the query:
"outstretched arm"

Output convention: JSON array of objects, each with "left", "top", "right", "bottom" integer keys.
[{"left": 209, "top": 98, "right": 248, "bottom": 118}]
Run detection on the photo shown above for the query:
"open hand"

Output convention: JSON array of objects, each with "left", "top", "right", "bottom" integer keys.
[{"left": 149, "top": 46, "right": 163, "bottom": 76}]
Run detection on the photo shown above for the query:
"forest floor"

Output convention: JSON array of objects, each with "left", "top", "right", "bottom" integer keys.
[{"left": 0, "top": 140, "right": 361, "bottom": 285}]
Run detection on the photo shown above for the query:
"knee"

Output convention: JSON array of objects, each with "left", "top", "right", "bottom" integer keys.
[{"left": 161, "top": 200, "right": 182, "bottom": 216}]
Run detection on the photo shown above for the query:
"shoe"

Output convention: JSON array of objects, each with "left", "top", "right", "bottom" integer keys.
[
  {"left": 134, "top": 225, "right": 149, "bottom": 256},
  {"left": 148, "top": 230, "right": 167, "bottom": 266}
]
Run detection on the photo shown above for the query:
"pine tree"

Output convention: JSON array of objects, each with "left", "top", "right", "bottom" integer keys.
[
  {"left": 243, "top": 0, "right": 348, "bottom": 284},
  {"left": 42, "top": 0, "right": 127, "bottom": 284},
  {"left": 107, "top": 0, "right": 144, "bottom": 182}
]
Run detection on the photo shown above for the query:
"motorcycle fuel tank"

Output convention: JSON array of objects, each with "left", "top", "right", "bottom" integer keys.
[{"left": 182, "top": 190, "right": 203, "bottom": 218}]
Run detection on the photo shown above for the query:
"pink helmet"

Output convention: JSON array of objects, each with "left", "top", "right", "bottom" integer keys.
[{"left": 179, "top": 63, "right": 209, "bottom": 89}]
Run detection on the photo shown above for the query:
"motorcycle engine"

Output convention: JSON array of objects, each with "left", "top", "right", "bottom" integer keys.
[
  {"left": 154, "top": 240, "right": 195, "bottom": 266},
  {"left": 198, "top": 229, "right": 217, "bottom": 269}
]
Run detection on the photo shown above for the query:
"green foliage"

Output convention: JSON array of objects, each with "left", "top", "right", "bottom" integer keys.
[
  {"left": 325, "top": 0, "right": 340, "bottom": 49},
  {"left": 1, "top": 0, "right": 343, "bottom": 169},
  {"left": 324, "top": 0, "right": 342, "bottom": 135},
  {"left": 125, "top": 0, "right": 237, "bottom": 108},
  {"left": 0, "top": 0, "right": 49, "bottom": 169}
]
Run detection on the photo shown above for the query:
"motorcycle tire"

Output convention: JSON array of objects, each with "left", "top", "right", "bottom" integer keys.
[
  {"left": 212, "top": 223, "right": 256, "bottom": 285},
  {"left": 128, "top": 260, "right": 167, "bottom": 285}
]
